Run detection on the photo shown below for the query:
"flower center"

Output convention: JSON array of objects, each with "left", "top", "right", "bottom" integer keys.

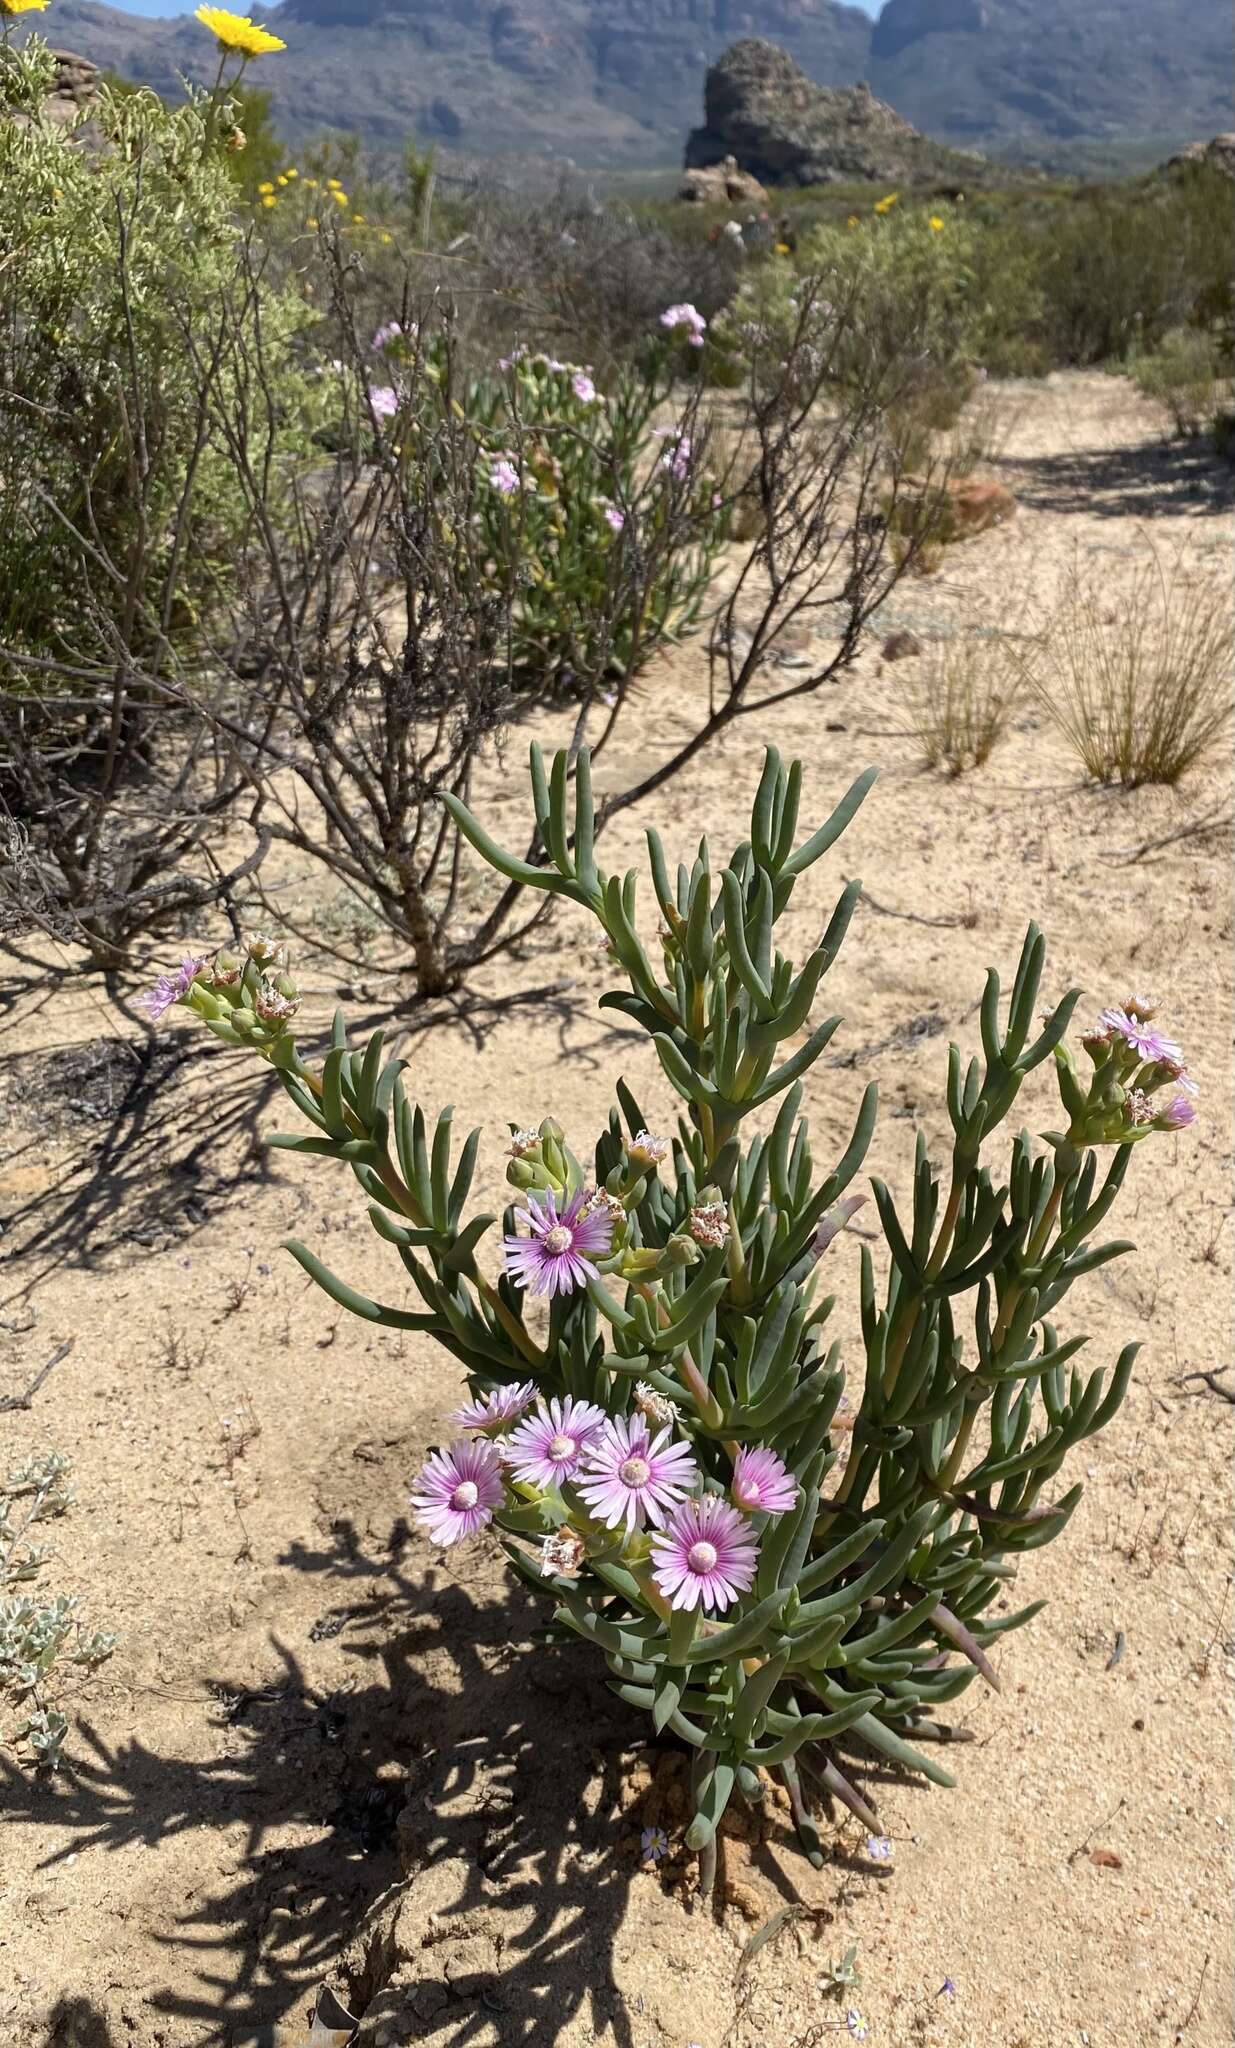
[
  {"left": 619, "top": 1456, "right": 651, "bottom": 1488},
  {"left": 687, "top": 1540, "right": 719, "bottom": 1575},
  {"left": 544, "top": 1225, "right": 573, "bottom": 1254},
  {"left": 548, "top": 1433, "right": 577, "bottom": 1462},
  {"left": 451, "top": 1481, "right": 479, "bottom": 1510}
]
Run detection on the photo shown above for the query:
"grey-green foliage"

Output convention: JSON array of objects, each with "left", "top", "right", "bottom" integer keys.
[
  {"left": 1, "top": 1450, "right": 117, "bottom": 1770},
  {"left": 172, "top": 747, "right": 1179, "bottom": 1868}
]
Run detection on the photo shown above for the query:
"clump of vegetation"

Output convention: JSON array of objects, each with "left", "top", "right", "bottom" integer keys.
[
  {"left": 1130, "top": 328, "right": 1232, "bottom": 442},
  {"left": 901, "top": 634, "right": 1023, "bottom": 775},
  {"left": 150, "top": 750, "right": 1196, "bottom": 1883},
  {"left": 1, "top": 1450, "right": 116, "bottom": 1770},
  {"left": 1031, "top": 553, "right": 1233, "bottom": 787}
]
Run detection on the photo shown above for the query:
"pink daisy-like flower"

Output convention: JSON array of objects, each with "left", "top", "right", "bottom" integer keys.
[
  {"left": 1096, "top": 1007, "right": 1183, "bottom": 1067},
  {"left": 503, "top": 1187, "right": 613, "bottom": 1299},
  {"left": 411, "top": 1439, "right": 505, "bottom": 1546},
  {"left": 371, "top": 320, "right": 404, "bottom": 352},
  {"left": 731, "top": 1446, "right": 798, "bottom": 1516},
  {"left": 368, "top": 384, "right": 400, "bottom": 418},
  {"left": 650, "top": 1494, "right": 759, "bottom": 1613},
  {"left": 505, "top": 1395, "right": 607, "bottom": 1488},
  {"left": 660, "top": 302, "right": 707, "bottom": 347},
  {"left": 1157, "top": 1093, "right": 1197, "bottom": 1130},
  {"left": 572, "top": 371, "right": 598, "bottom": 403},
  {"left": 450, "top": 1381, "right": 538, "bottom": 1433},
  {"left": 603, "top": 503, "right": 625, "bottom": 533},
  {"left": 577, "top": 1414, "right": 699, "bottom": 1534},
  {"left": 489, "top": 457, "right": 522, "bottom": 494},
  {"left": 141, "top": 953, "right": 208, "bottom": 1021}
]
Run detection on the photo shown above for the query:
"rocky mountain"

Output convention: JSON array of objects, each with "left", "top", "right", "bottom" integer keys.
[
  {"left": 24, "top": 0, "right": 1233, "bottom": 167},
  {"left": 685, "top": 40, "right": 989, "bottom": 186}
]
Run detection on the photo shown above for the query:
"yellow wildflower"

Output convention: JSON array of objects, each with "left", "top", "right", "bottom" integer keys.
[
  {"left": 0, "top": 0, "right": 51, "bottom": 14},
  {"left": 379, "top": 232, "right": 393, "bottom": 245},
  {"left": 846, "top": 214, "right": 860, "bottom": 228},
  {"left": 257, "top": 180, "right": 275, "bottom": 194},
  {"left": 303, "top": 177, "right": 318, "bottom": 189},
  {"left": 283, "top": 167, "right": 298, "bottom": 179},
  {"left": 352, "top": 213, "right": 365, "bottom": 223},
  {"left": 326, "top": 178, "right": 343, "bottom": 190},
  {"left": 307, "top": 216, "right": 319, "bottom": 228},
  {"left": 194, "top": 7, "right": 286, "bottom": 55},
  {"left": 261, "top": 194, "right": 276, "bottom": 208},
  {"left": 873, "top": 191, "right": 899, "bottom": 215},
  {"left": 276, "top": 174, "right": 289, "bottom": 186},
  {"left": 331, "top": 189, "right": 349, "bottom": 206},
  {"left": 928, "top": 215, "right": 944, "bottom": 231},
  {"left": 774, "top": 241, "right": 790, "bottom": 255}
]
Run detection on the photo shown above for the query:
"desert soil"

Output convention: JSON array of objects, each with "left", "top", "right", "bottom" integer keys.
[{"left": 1, "top": 371, "right": 1232, "bottom": 2048}]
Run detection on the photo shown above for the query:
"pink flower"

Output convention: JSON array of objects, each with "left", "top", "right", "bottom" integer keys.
[
  {"left": 572, "top": 371, "right": 598, "bottom": 403},
  {"left": 1157, "top": 1093, "right": 1197, "bottom": 1130},
  {"left": 450, "top": 1381, "right": 538, "bottom": 1433},
  {"left": 368, "top": 385, "right": 400, "bottom": 418},
  {"left": 603, "top": 504, "right": 625, "bottom": 533},
  {"left": 371, "top": 321, "right": 404, "bottom": 352},
  {"left": 731, "top": 1446, "right": 797, "bottom": 1516},
  {"left": 411, "top": 1439, "right": 505, "bottom": 1546},
  {"left": 489, "top": 457, "right": 521, "bottom": 495},
  {"left": 660, "top": 302, "right": 707, "bottom": 345},
  {"left": 659, "top": 433, "right": 692, "bottom": 483},
  {"left": 141, "top": 953, "right": 208, "bottom": 1021},
  {"left": 577, "top": 1415, "right": 699, "bottom": 1534},
  {"left": 504, "top": 1395, "right": 607, "bottom": 1488},
  {"left": 1096, "top": 1007, "right": 1183, "bottom": 1067},
  {"left": 503, "top": 1187, "right": 613, "bottom": 1298},
  {"left": 650, "top": 1494, "right": 759, "bottom": 1613}
]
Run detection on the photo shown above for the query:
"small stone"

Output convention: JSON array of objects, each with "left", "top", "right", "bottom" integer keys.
[{"left": 881, "top": 629, "right": 923, "bottom": 661}]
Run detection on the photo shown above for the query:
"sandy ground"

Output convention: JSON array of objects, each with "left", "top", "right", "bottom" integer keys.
[{"left": 1, "top": 371, "right": 1232, "bottom": 2048}]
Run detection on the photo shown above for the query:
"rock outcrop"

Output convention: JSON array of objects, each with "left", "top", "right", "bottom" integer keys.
[
  {"left": 5, "top": 48, "right": 102, "bottom": 141},
  {"left": 678, "top": 153, "right": 768, "bottom": 205},
  {"left": 684, "top": 39, "right": 985, "bottom": 187},
  {"left": 1165, "top": 133, "right": 1235, "bottom": 178}
]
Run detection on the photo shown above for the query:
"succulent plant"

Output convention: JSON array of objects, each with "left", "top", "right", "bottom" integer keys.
[{"left": 161, "top": 747, "right": 1195, "bottom": 1880}]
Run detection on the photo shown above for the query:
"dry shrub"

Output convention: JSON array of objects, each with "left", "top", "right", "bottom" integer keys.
[
  {"left": 901, "top": 633, "right": 1022, "bottom": 775},
  {"left": 1032, "top": 553, "right": 1233, "bottom": 787}
]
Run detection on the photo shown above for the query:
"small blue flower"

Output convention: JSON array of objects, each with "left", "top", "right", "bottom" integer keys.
[
  {"left": 640, "top": 1825, "right": 669, "bottom": 1863},
  {"left": 846, "top": 2014, "right": 868, "bottom": 2041},
  {"left": 936, "top": 1978, "right": 955, "bottom": 1998},
  {"left": 865, "top": 1834, "right": 894, "bottom": 1863}
]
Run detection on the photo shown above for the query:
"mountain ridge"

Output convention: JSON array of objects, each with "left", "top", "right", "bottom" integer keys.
[{"left": 24, "top": 0, "right": 1233, "bottom": 168}]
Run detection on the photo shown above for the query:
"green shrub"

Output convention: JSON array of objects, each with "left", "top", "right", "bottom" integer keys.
[{"left": 1130, "top": 326, "right": 1231, "bottom": 439}]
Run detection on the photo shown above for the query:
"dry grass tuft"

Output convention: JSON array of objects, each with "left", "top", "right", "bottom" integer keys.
[
  {"left": 900, "top": 633, "right": 1023, "bottom": 775},
  {"left": 1031, "top": 553, "right": 1233, "bottom": 787}
]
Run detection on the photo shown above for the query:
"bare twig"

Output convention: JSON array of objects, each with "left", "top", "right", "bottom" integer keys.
[{"left": 0, "top": 1340, "right": 73, "bottom": 1414}]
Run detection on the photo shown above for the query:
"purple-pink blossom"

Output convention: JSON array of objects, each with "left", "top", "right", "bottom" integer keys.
[
  {"left": 371, "top": 321, "right": 404, "bottom": 352},
  {"left": 731, "top": 1446, "right": 798, "bottom": 1516},
  {"left": 650, "top": 1494, "right": 759, "bottom": 1613},
  {"left": 504, "top": 1395, "right": 607, "bottom": 1488},
  {"left": 368, "top": 385, "right": 399, "bottom": 418},
  {"left": 1157, "top": 1093, "right": 1197, "bottom": 1129},
  {"left": 659, "top": 433, "right": 692, "bottom": 483},
  {"left": 577, "top": 1414, "right": 699, "bottom": 1534},
  {"left": 603, "top": 504, "right": 625, "bottom": 533},
  {"left": 410, "top": 1438, "right": 505, "bottom": 1546},
  {"left": 141, "top": 954, "right": 208, "bottom": 1021},
  {"left": 1096, "top": 1007, "right": 1184, "bottom": 1067},
  {"left": 572, "top": 371, "right": 598, "bottom": 403},
  {"left": 660, "top": 302, "right": 707, "bottom": 347},
  {"left": 489, "top": 457, "right": 522, "bottom": 495},
  {"left": 450, "top": 1381, "right": 538, "bottom": 1433},
  {"left": 502, "top": 1187, "right": 613, "bottom": 1298}
]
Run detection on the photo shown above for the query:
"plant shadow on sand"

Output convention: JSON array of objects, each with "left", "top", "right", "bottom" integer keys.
[
  {"left": 8, "top": 1514, "right": 648, "bottom": 2048},
  {"left": 997, "top": 429, "right": 1234, "bottom": 521}
]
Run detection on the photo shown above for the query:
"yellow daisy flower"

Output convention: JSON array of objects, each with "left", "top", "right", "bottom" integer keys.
[
  {"left": 873, "top": 191, "right": 899, "bottom": 215},
  {"left": 283, "top": 167, "right": 298, "bottom": 179},
  {"left": 304, "top": 178, "right": 318, "bottom": 189},
  {"left": 379, "top": 232, "right": 393, "bottom": 245},
  {"left": 307, "top": 216, "right": 319, "bottom": 228},
  {"left": 847, "top": 214, "right": 860, "bottom": 228},
  {"left": 326, "top": 178, "right": 343, "bottom": 190},
  {"left": 194, "top": 7, "right": 286, "bottom": 56},
  {"left": 331, "top": 189, "right": 349, "bottom": 206},
  {"left": 929, "top": 215, "right": 945, "bottom": 231},
  {"left": 774, "top": 241, "right": 790, "bottom": 255},
  {"left": 0, "top": 0, "right": 51, "bottom": 13},
  {"left": 276, "top": 174, "right": 289, "bottom": 186},
  {"left": 257, "top": 180, "right": 275, "bottom": 194},
  {"left": 352, "top": 213, "right": 365, "bottom": 223},
  {"left": 261, "top": 194, "right": 276, "bottom": 208}
]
